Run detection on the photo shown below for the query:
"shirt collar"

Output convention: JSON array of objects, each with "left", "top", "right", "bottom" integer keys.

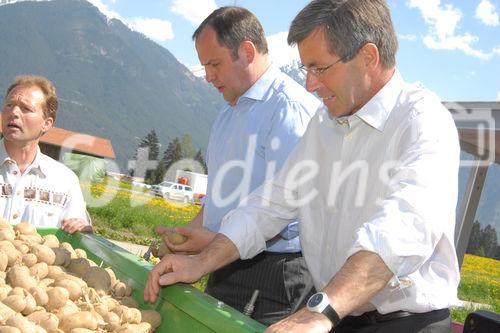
[
  {"left": 354, "top": 69, "right": 403, "bottom": 132},
  {"left": 0, "top": 139, "right": 46, "bottom": 176},
  {"left": 238, "top": 65, "right": 279, "bottom": 102}
]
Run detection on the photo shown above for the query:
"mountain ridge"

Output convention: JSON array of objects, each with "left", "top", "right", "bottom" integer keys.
[{"left": 0, "top": 0, "right": 223, "bottom": 169}]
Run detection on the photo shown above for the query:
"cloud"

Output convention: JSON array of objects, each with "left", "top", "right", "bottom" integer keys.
[
  {"left": 267, "top": 31, "right": 301, "bottom": 68},
  {"left": 398, "top": 34, "right": 417, "bottom": 41},
  {"left": 407, "top": 0, "right": 492, "bottom": 60},
  {"left": 475, "top": 0, "right": 499, "bottom": 27},
  {"left": 170, "top": 0, "right": 217, "bottom": 26},
  {"left": 87, "top": 0, "right": 121, "bottom": 20},
  {"left": 128, "top": 17, "right": 174, "bottom": 42}
]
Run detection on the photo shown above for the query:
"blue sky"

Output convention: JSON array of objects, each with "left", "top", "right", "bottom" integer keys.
[{"left": 85, "top": 0, "right": 500, "bottom": 102}]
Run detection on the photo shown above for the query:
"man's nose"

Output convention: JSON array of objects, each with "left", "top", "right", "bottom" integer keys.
[
  {"left": 305, "top": 73, "right": 322, "bottom": 93},
  {"left": 204, "top": 67, "right": 215, "bottom": 83}
]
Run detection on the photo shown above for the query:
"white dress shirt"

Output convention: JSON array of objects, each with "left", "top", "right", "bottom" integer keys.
[
  {"left": 0, "top": 142, "right": 89, "bottom": 228},
  {"left": 220, "top": 70, "right": 461, "bottom": 314}
]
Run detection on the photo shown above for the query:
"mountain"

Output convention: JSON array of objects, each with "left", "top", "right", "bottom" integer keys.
[{"left": 0, "top": 0, "right": 223, "bottom": 169}]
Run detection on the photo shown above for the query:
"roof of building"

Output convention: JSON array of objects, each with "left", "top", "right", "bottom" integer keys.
[
  {"left": 41, "top": 126, "right": 115, "bottom": 159},
  {"left": 0, "top": 122, "right": 115, "bottom": 159}
]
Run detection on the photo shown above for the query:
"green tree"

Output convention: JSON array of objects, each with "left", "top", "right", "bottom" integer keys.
[
  {"left": 194, "top": 149, "right": 207, "bottom": 174},
  {"left": 180, "top": 134, "right": 197, "bottom": 159},
  {"left": 162, "top": 137, "right": 183, "bottom": 170},
  {"left": 466, "top": 221, "right": 482, "bottom": 255},
  {"left": 131, "top": 129, "right": 161, "bottom": 183},
  {"left": 481, "top": 225, "right": 498, "bottom": 259}
]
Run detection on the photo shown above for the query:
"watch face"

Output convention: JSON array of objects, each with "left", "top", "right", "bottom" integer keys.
[{"left": 308, "top": 293, "right": 324, "bottom": 307}]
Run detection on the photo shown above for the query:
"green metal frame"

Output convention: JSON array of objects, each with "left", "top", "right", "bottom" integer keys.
[{"left": 37, "top": 228, "right": 266, "bottom": 333}]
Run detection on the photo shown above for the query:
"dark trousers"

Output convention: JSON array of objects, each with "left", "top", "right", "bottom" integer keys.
[
  {"left": 205, "top": 251, "right": 316, "bottom": 326},
  {"left": 333, "top": 308, "right": 451, "bottom": 333}
]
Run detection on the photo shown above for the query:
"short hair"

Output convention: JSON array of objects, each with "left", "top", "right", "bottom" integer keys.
[
  {"left": 5, "top": 75, "right": 59, "bottom": 122},
  {"left": 192, "top": 6, "right": 268, "bottom": 60},
  {"left": 288, "top": 0, "right": 398, "bottom": 68}
]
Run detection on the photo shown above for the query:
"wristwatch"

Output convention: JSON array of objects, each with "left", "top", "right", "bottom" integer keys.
[{"left": 306, "top": 292, "right": 341, "bottom": 326}]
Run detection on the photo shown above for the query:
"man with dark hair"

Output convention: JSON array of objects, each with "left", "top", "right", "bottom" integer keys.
[
  {"left": 146, "top": 1, "right": 459, "bottom": 332},
  {"left": 154, "top": 6, "right": 319, "bottom": 325},
  {"left": 1, "top": 75, "right": 92, "bottom": 234}
]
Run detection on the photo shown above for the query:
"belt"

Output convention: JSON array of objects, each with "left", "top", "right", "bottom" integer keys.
[{"left": 345, "top": 308, "right": 450, "bottom": 325}]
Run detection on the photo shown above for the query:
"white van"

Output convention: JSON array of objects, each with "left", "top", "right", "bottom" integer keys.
[{"left": 150, "top": 181, "right": 194, "bottom": 203}]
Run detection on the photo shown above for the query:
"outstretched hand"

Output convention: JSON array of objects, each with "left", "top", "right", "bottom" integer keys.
[
  {"left": 144, "top": 253, "right": 205, "bottom": 303},
  {"left": 61, "top": 218, "right": 93, "bottom": 234},
  {"left": 156, "top": 225, "right": 215, "bottom": 255}
]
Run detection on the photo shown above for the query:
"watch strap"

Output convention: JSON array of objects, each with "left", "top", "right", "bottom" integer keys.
[{"left": 322, "top": 304, "right": 341, "bottom": 327}]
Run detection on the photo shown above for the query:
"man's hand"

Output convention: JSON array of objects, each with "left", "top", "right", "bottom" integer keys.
[
  {"left": 157, "top": 225, "right": 216, "bottom": 255},
  {"left": 265, "top": 308, "right": 333, "bottom": 333},
  {"left": 61, "top": 218, "right": 92, "bottom": 234},
  {"left": 144, "top": 253, "right": 205, "bottom": 303}
]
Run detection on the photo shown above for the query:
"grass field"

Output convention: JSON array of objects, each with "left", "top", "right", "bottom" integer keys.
[{"left": 84, "top": 179, "right": 500, "bottom": 324}]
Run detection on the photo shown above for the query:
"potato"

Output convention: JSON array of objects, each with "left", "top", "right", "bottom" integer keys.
[
  {"left": 38, "top": 278, "right": 55, "bottom": 289},
  {"left": 105, "top": 267, "right": 117, "bottom": 286},
  {"left": 167, "top": 232, "right": 187, "bottom": 245},
  {"left": 5, "top": 313, "right": 39, "bottom": 333},
  {"left": 0, "top": 250, "right": 8, "bottom": 271},
  {"left": 93, "top": 302, "right": 108, "bottom": 317},
  {"left": 27, "top": 311, "right": 59, "bottom": 331},
  {"left": 83, "top": 267, "right": 111, "bottom": 294},
  {"left": 11, "top": 240, "right": 30, "bottom": 255},
  {"left": 103, "top": 311, "right": 121, "bottom": 331},
  {"left": 0, "top": 241, "right": 22, "bottom": 267},
  {"left": 0, "top": 299, "right": 17, "bottom": 321},
  {"left": 21, "top": 293, "right": 36, "bottom": 316},
  {"left": 68, "top": 258, "right": 92, "bottom": 278},
  {"left": 29, "top": 286, "right": 49, "bottom": 306},
  {"left": 21, "top": 253, "right": 38, "bottom": 267},
  {"left": 54, "top": 279, "right": 82, "bottom": 301},
  {"left": 113, "top": 281, "right": 127, "bottom": 297},
  {"left": 0, "top": 326, "right": 22, "bottom": 333},
  {"left": 119, "top": 296, "right": 138, "bottom": 308},
  {"left": 2, "top": 294, "right": 26, "bottom": 312},
  {"left": 41, "top": 234, "right": 59, "bottom": 248},
  {"left": 53, "top": 300, "right": 79, "bottom": 321},
  {"left": 6, "top": 266, "right": 37, "bottom": 290},
  {"left": 30, "top": 262, "right": 49, "bottom": 280},
  {"left": 115, "top": 323, "right": 152, "bottom": 333},
  {"left": 140, "top": 309, "right": 162, "bottom": 329},
  {"left": 120, "top": 306, "right": 141, "bottom": 324},
  {"left": 0, "top": 228, "right": 15, "bottom": 241},
  {"left": 45, "top": 287, "right": 69, "bottom": 311},
  {"left": 59, "top": 242, "right": 77, "bottom": 259},
  {"left": 16, "top": 234, "right": 42, "bottom": 245},
  {"left": 30, "top": 244, "right": 55, "bottom": 265},
  {"left": 69, "top": 329, "right": 96, "bottom": 333},
  {"left": 14, "top": 223, "right": 37, "bottom": 236},
  {"left": 74, "top": 249, "right": 87, "bottom": 259},
  {"left": 0, "top": 284, "right": 12, "bottom": 301},
  {"left": 52, "top": 248, "right": 71, "bottom": 267},
  {"left": 46, "top": 265, "right": 66, "bottom": 279},
  {"left": 59, "top": 311, "right": 98, "bottom": 331}
]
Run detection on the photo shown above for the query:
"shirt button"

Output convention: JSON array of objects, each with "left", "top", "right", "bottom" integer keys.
[
  {"left": 13, "top": 213, "right": 19, "bottom": 219},
  {"left": 16, "top": 191, "right": 21, "bottom": 196},
  {"left": 13, "top": 171, "right": 18, "bottom": 175}
]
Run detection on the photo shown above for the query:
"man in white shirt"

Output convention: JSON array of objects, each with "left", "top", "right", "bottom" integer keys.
[
  {"left": 145, "top": 1, "right": 460, "bottom": 332},
  {"left": 1, "top": 75, "right": 91, "bottom": 234}
]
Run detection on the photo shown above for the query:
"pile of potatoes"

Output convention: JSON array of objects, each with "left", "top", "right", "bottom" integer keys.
[{"left": 0, "top": 220, "right": 161, "bottom": 333}]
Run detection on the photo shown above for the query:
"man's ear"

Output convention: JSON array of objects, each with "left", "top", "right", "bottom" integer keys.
[
  {"left": 359, "top": 43, "right": 380, "bottom": 70},
  {"left": 238, "top": 40, "right": 256, "bottom": 64},
  {"left": 42, "top": 117, "right": 54, "bottom": 133}
]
